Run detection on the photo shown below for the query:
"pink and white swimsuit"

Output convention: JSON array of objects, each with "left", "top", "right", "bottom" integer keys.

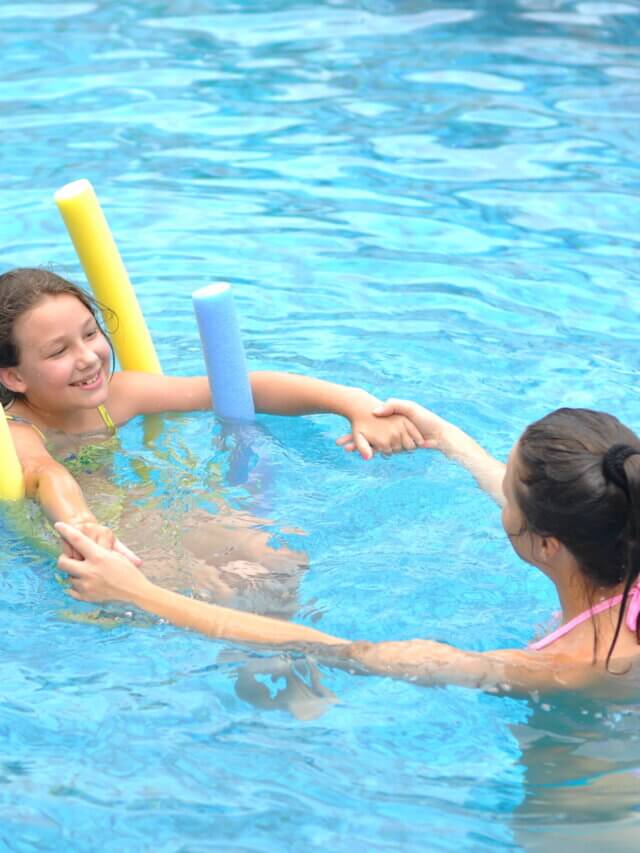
[{"left": 529, "top": 582, "right": 640, "bottom": 651}]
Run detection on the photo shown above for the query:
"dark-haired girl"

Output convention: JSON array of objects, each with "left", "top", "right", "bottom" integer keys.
[{"left": 56, "top": 402, "right": 640, "bottom": 693}]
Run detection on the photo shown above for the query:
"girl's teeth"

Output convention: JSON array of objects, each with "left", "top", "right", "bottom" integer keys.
[{"left": 76, "top": 373, "right": 98, "bottom": 386}]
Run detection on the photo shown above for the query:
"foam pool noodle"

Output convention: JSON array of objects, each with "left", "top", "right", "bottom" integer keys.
[
  {"left": 55, "top": 178, "right": 163, "bottom": 443},
  {"left": 0, "top": 404, "right": 25, "bottom": 501},
  {"left": 192, "top": 282, "right": 255, "bottom": 423},
  {"left": 192, "top": 282, "right": 269, "bottom": 493},
  {"left": 54, "top": 179, "right": 161, "bottom": 375}
]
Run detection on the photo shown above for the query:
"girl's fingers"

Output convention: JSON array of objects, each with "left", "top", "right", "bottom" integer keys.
[
  {"left": 371, "top": 402, "right": 393, "bottom": 417},
  {"left": 405, "top": 420, "right": 425, "bottom": 446},
  {"left": 402, "top": 431, "right": 417, "bottom": 452},
  {"left": 60, "top": 538, "right": 75, "bottom": 559},
  {"left": 55, "top": 521, "right": 102, "bottom": 559},
  {"left": 353, "top": 432, "right": 373, "bottom": 461},
  {"left": 335, "top": 434, "right": 353, "bottom": 447},
  {"left": 54, "top": 521, "right": 108, "bottom": 571},
  {"left": 58, "top": 552, "right": 85, "bottom": 576},
  {"left": 96, "top": 531, "right": 114, "bottom": 549},
  {"left": 114, "top": 539, "right": 142, "bottom": 567},
  {"left": 374, "top": 398, "right": 416, "bottom": 419}
]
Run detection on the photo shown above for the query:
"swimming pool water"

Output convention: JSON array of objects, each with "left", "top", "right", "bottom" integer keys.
[{"left": 1, "top": 1, "right": 640, "bottom": 849}]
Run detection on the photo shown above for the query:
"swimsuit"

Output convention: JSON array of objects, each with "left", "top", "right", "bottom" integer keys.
[
  {"left": 6, "top": 402, "right": 118, "bottom": 474},
  {"left": 529, "top": 582, "right": 640, "bottom": 651},
  {"left": 5, "top": 403, "right": 116, "bottom": 439},
  {"left": 6, "top": 401, "right": 123, "bottom": 526},
  {"left": 97, "top": 403, "right": 116, "bottom": 436}
]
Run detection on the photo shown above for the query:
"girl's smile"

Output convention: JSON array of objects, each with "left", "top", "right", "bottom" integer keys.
[
  {"left": 70, "top": 369, "right": 104, "bottom": 390},
  {"left": 7, "top": 293, "right": 111, "bottom": 415}
]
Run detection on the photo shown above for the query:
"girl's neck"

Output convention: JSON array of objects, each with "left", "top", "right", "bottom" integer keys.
[{"left": 555, "top": 565, "right": 625, "bottom": 624}]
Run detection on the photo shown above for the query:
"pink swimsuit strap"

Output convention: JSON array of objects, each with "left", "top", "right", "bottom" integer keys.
[{"left": 529, "top": 581, "right": 640, "bottom": 651}]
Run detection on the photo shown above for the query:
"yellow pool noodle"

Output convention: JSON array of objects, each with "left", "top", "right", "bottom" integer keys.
[
  {"left": 0, "top": 404, "right": 25, "bottom": 500},
  {"left": 54, "top": 179, "right": 162, "bottom": 375}
]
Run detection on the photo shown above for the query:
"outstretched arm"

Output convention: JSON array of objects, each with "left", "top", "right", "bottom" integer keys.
[
  {"left": 56, "top": 525, "right": 593, "bottom": 697},
  {"left": 56, "top": 522, "right": 346, "bottom": 647},
  {"left": 110, "top": 371, "right": 423, "bottom": 460},
  {"left": 368, "top": 399, "right": 506, "bottom": 504},
  {"left": 341, "top": 640, "right": 593, "bottom": 695},
  {"left": 252, "top": 372, "right": 424, "bottom": 458}
]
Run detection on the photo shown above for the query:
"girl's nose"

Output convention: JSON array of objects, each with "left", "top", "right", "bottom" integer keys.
[{"left": 76, "top": 341, "right": 101, "bottom": 367}]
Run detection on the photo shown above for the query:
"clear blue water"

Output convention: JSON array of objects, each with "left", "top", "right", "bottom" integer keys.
[{"left": 2, "top": 0, "right": 640, "bottom": 849}]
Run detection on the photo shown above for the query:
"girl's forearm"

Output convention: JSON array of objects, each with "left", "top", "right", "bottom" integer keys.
[
  {"left": 29, "top": 463, "right": 96, "bottom": 526},
  {"left": 129, "top": 580, "right": 348, "bottom": 647},
  {"left": 440, "top": 423, "right": 506, "bottom": 505},
  {"left": 249, "top": 371, "right": 376, "bottom": 418}
]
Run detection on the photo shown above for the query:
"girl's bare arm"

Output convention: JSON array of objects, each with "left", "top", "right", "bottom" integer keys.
[
  {"left": 57, "top": 522, "right": 346, "bottom": 646},
  {"left": 108, "top": 371, "right": 424, "bottom": 458},
  {"left": 371, "top": 399, "right": 506, "bottom": 504},
  {"left": 57, "top": 524, "right": 599, "bottom": 697},
  {"left": 11, "top": 424, "right": 138, "bottom": 561}
]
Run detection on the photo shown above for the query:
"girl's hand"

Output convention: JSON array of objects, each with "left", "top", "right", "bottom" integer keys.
[
  {"left": 335, "top": 398, "right": 425, "bottom": 459},
  {"left": 66, "top": 520, "right": 142, "bottom": 567},
  {"left": 55, "top": 522, "right": 150, "bottom": 603},
  {"left": 373, "top": 399, "right": 450, "bottom": 452}
]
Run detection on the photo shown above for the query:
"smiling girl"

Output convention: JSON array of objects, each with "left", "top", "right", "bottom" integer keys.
[{"left": 0, "top": 268, "right": 422, "bottom": 564}]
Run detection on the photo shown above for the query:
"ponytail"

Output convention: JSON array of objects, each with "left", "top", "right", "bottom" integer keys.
[
  {"left": 601, "top": 445, "right": 640, "bottom": 668},
  {"left": 516, "top": 409, "right": 640, "bottom": 669}
]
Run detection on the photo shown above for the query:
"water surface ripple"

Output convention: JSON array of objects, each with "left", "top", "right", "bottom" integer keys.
[{"left": 1, "top": 1, "right": 640, "bottom": 849}]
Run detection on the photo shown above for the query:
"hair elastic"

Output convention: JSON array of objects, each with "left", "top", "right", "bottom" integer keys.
[{"left": 602, "top": 444, "right": 640, "bottom": 492}]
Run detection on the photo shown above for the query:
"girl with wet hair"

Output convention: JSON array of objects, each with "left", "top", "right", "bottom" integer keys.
[
  {"left": 512, "top": 408, "right": 640, "bottom": 669},
  {"left": 55, "top": 402, "right": 640, "bottom": 695},
  {"left": 0, "top": 268, "right": 422, "bottom": 563}
]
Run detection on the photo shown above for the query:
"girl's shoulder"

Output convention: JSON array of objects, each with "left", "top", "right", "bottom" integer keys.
[
  {"left": 105, "top": 371, "right": 158, "bottom": 422},
  {"left": 5, "top": 405, "right": 46, "bottom": 445},
  {"left": 4, "top": 401, "right": 48, "bottom": 443}
]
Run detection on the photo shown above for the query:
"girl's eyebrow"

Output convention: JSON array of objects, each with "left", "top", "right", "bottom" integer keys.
[
  {"left": 39, "top": 339, "right": 67, "bottom": 357},
  {"left": 39, "top": 317, "right": 96, "bottom": 352},
  {"left": 40, "top": 333, "right": 66, "bottom": 349}
]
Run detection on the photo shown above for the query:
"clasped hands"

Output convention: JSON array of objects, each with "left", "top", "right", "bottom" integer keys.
[{"left": 338, "top": 398, "right": 447, "bottom": 459}]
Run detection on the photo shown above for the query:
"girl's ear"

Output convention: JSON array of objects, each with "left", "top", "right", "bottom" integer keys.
[
  {"left": 0, "top": 366, "right": 27, "bottom": 394},
  {"left": 540, "top": 536, "right": 561, "bottom": 561}
]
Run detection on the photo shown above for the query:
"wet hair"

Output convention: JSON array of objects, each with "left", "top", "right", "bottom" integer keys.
[
  {"left": 514, "top": 407, "right": 640, "bottom": 669},
  {"left": 0, "top": 268, "right": 116, "bottom": 406}
]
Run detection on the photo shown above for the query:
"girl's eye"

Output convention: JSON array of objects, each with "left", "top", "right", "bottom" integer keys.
[
  {"left": 84, "top": 328, "right": 98, "bottom": 339},
  {"left": 47, "top": 347, "right": 66, "bottom": 359}
]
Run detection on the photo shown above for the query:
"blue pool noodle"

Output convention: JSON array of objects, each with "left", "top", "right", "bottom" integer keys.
[{"left": 193, "top": 283, "right": 255, "bottom": 422}]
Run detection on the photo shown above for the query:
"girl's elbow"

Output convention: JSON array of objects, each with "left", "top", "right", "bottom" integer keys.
[{"left": 24, "top": 459, "right": 67, "bottom": 496}]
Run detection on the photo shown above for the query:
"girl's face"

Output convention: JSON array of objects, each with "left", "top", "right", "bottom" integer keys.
[{"left": 8, "top": 294, "right": 111, "bottom": 412}]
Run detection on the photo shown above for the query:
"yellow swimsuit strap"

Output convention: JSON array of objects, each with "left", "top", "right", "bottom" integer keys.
[
  {"left": 97, "top": 404, "right": 117, "bottom": 436},
  {"left": 6, "top": 405, "right": 116, "bottom": 440},
  {"left": 4, "top": 412, "right": 47, "bottom": 443}
]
